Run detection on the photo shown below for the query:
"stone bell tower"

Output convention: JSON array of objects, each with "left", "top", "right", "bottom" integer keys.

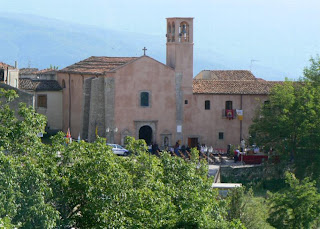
[
  {"left": 166, "top": 17, "right": 194, "bottom": 91},
  {"left": 166, "top": 17, "right": 194, "bottom": 143}
]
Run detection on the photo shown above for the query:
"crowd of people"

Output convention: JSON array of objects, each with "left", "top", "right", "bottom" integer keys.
[{"left": 148, "top": 141, "right": 218, "bottom": 162}]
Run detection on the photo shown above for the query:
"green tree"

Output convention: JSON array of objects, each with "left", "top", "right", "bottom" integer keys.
[
  {"left": 227, "top": 187, "right": 274, "bottom": 229},
  {"left": 0, "top": 88, "right": 46, "bottom": 155},
  {"left": 267, "top": 172, "right": 320, "bottom": 229},
  {"left": 0, "top": 88, "right": 246, "bottom": 228},
  {"left": 303, "top": 56, "right": 320, "bottom": 82},
  {"left": 249, "top": 57, "right": 320, "bottom": 183},
  {"left": 48, "top": 64, "right": 59, "bottom": 70}
]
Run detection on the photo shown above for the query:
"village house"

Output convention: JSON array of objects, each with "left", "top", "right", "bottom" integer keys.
[
  {"left": 57, "top": 17, "right": 279, "bottom": 150},
  {"left": 19, "top": 69, "right": 63, "bottom": 133},
  {"left": 0, "top": 61, "right": 19, "bottom": 88},
  {"left": 0, "top": 62, "right": 34, "bottom": 112}
]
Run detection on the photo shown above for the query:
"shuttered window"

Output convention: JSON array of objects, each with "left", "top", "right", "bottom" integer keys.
[{"left": 37, "top": 95, "right": 47, "bottom": 108}]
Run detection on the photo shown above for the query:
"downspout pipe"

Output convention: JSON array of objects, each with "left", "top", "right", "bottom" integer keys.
[
  {"left": 68, "top": 74, "right": 71, "bottom": 131},
  {"left": 240, "top": 94, "right": 243, "bottom": 142}
]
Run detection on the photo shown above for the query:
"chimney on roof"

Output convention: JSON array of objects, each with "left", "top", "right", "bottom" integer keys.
[{"left": 15, "top": 61, "right": 18, "bottom": 69}]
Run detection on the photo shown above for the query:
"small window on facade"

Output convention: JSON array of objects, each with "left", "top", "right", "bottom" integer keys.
[
  {"left": 218, "top": 132, "right": 224, "bottom": 140},
  {"left": 37, "top": 95, "right": 47, "bottom": 108},
  {"left": 226, "top": 101, "right": 233, "bottom": 110},
  {"left": 185, "top": 100, "right": 188, "bottom": 104},
  {"left": 140, "top": 92, "right": 149, "bottom": 107},
  {"left": 205, "top": 100, "right": 210, "bottom": 110},
  {"left": 264, "top": 100, "right": 270, "bottom": 109},
  {"left": 62, "top": 79, "right": 66, "bottom": 88}
]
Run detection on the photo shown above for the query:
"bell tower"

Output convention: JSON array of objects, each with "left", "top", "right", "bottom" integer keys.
[
  {"left": 166, "top": 17, "right": 194, "bottom": 91},
  {"left": 166, "top": 17, "right": 194, "bottom": 144}
]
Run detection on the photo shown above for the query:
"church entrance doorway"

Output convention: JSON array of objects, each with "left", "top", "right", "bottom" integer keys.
[
  {"left": 188, "top": 137, "right": 198, "bottom": 148},
  {"left": 139, "top": 125, "right": 152, "bottom": 145}
]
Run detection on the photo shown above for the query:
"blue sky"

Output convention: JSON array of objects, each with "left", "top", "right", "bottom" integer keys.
[{"left": 2, "top": 0, "right": 320, "bottom": 80}]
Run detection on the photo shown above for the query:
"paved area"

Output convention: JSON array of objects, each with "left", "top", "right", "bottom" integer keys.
[
  {"left": 208, "top": 156, "right": 260, "bottom": 182},
  {"left": 208, "top": 164, "right": 220, "bottom": 177}
]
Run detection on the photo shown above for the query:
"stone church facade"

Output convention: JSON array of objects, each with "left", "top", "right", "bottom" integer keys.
[{"left": 57, "top": 17, "right": 279, "bottom": 150}]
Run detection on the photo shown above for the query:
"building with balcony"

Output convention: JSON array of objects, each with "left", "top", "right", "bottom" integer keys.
[{"left": 56, "top": 17, "right": 280, "bottom": 150}]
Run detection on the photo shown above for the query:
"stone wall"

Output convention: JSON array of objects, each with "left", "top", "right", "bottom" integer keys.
[
  {"left": 220, "top": 165, "right": 265, "bottom": 184},
  {"left": 82, "top": 77, "right": 94, "bottom": 140},
  {"left": 104, "top": 77, "right": 115, "bottom": 143},
  {"left": 0, "top": 83, "right": 34, "bottom": 113},
  {"left": 88, "top": 77, "right": 106, "bottom": 142}
]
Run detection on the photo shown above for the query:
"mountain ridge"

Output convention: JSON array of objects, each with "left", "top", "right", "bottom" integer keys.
[{"left": 0, "top": 13, "right": 285, "bottom": 80}]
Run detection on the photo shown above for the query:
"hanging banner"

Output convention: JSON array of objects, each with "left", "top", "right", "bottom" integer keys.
[
  {"left": 236, "top": 109, "right": 243, "bottom": 120},
  {"left": 226, "top": 109, "right": 234, "bottom": 120}
]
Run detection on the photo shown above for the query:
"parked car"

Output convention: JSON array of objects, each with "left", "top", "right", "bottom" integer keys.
[{"left": 107, "top": 144, "right": 129, "bottom": 156}]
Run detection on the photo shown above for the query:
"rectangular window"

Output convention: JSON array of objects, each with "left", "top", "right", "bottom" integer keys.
[
  {"left": 37, "top": 95, "right": 47, "bottom": 108},
  {"left": 205, "top": 100, "right": 210, "bottom": 110},
  {"left": 218, "top": 132, "right": 224, "bottom": 140},
  {"left": 140, "top": 92, "right": 149, "bottom": 107},
  {"left": 264, "top": 100, "right": 270, "bottom": 109},
  {"left": 225, "top": 101, "right": 233, "bottom": 110},
  {"left": 185, "top": 100, "right": 188, "bottom": 104}
]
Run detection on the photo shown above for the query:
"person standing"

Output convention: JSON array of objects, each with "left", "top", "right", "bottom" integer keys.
[
  {"left": 240, "top": 139, "right": 246, "bottom": 152},
  {"left": 152, "top": 142, "right": 160, "bottom": 156}
]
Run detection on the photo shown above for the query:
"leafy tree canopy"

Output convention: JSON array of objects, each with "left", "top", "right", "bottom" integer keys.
[
  {"left": 249, "top": 56, "right": 320, "bottom": 183},
  {"left": 0, "top": 89, "right": 245, "bottom": 228},
  {"left": 267, "top": 172, "right": 320, "bottom": 229}
]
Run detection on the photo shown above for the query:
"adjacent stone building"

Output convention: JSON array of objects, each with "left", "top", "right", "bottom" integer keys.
[{"left": 57, "top": 17, "right": 279, "bottom": 150}]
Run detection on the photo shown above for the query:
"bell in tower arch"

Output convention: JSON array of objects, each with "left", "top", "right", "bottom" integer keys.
[{"left": 179, "top": 22, "right": 189, "bottom": 42}]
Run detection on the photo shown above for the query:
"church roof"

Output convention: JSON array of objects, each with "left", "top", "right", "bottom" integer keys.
[
  {"left": 193, "top": 80, "right": 282, "bottom": 95},
  {"left": 59, "top": 56, "right": 138, "bottom": 75},
  {"left": 19, "top": 79, "right": 62, "bottom": 91},
  {"left": 194, "top": 70, "right": 256, "bottom": 81}
]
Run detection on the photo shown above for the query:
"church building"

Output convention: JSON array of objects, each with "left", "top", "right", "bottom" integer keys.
[{"left": 57, "top": 17, "right": 278, "bottom": 150}]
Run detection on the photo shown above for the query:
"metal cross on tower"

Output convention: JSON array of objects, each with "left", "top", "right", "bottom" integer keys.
[{"left": 142, "top": 47, "right": 147, "bottom": 56}]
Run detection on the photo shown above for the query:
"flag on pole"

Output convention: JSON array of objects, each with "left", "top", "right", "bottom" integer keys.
[
  {"left": 66, "top": 128, "right": 71, "bottom": 144},
  {"left": 66, "top": 128, "right": 71, "bottom": 138}
]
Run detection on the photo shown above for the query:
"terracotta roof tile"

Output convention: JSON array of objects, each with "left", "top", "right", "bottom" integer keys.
[
  {"left": 59, "top": 56, "right": 138, "bottom": 75},
  {"left": 19, "top": 68, "right": 39, "bottom": 75},
  {"left": 0, "top": 62, "right": 13, "bottom": 69},
  {"left": 195, "top": 70, "right": 256, "bottom": 81},
  {"left": 35, "top": 69, "right": 57, "bottom": 75},
  {"left": 19, "top": 79, "right": 62, "bottom": 91},
  {"left": 193, "top": 80, "right": 282, "bottom": 95}
]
